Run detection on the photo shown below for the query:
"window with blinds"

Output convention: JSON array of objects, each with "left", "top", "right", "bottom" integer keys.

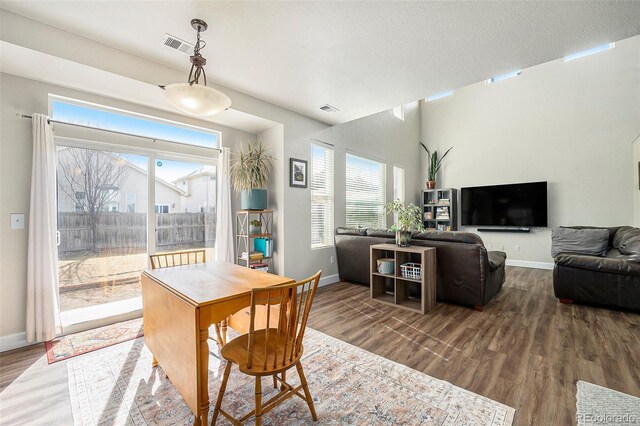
[
  {"left": 393, "top": 165, "right": 405, "bottom": 224},
  {"left": 310, "top": 143, "right": 334, "bottom": 249},
  {"left": 346, "top": 153, "right": 386, "bottom": 229},
  {"left": 393, "top": 166, "right": 405, "bottom": 203}
]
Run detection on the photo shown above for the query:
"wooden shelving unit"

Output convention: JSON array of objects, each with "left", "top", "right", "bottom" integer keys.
[
  {"left": 422, "top": 188, "right": 457, "bottom": 231},
  {"left": 370, "top": 243, "right": 437, "bottom": 314},
  {"left": 236, "top": 210, "right": 274, "bottom": 272}
]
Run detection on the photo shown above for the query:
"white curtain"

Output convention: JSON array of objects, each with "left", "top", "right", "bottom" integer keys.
[
  {"left": 215, "top": 147, "right": 234, "bottom": 263},
  {"left": 26, "top": 114, "right": 61, "bottom": 343}
]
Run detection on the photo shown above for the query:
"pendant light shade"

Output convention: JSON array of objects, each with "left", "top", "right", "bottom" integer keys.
[
  {"left": 162, "top": 19, "right": 231, "bottom": 117},
  {"left": 164, "top": 82, "right": 231, "bottom": 116}
]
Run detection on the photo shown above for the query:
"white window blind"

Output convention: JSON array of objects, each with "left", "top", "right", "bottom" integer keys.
[
  {"left": 393, "top": 166, "right": 405, "bottom": 224},
  {"left": 346, "top": 153, "right": 386, "bottom": 229},
  {"left": 393, "top": 166, "right": 405, "bottom": 203},
  {"left": 311, "top": 143, "right": 334, "bottom": 249}
]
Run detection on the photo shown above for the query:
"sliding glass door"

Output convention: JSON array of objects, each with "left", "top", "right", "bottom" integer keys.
[
  {"left": 56, "top": 146, "right": 149, "bottom": 312},
  {"left": 154, "top": 158, "right": 217, "bottom": 261}
]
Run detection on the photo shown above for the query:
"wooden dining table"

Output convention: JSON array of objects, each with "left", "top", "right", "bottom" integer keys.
[{"left": 141, "top": 261, "right": 295, "bottom": 426}]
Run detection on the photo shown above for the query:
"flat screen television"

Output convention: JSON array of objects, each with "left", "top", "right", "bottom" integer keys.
[{"left": 461, "top": 181, "right": 548, "bottom": 227}]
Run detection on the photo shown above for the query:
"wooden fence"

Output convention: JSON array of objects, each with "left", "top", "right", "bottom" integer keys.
[{"left": 57, "top": 212, "right": 216, "bottom": 253}]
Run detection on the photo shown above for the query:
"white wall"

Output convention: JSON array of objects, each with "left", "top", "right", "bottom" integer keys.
[
  {"left": 0, "top": 73, "right": 257, "bottom": 345},
  {"left": 421, "top": 36, "right": 640, "bottom": 265},
  {"left": 282, "top": 101, "right": 423, "bottom": 282}
]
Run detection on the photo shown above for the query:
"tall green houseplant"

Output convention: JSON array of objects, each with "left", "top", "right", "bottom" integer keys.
[
  {"left": 229, "top": 140, "right": 274, "bottom": 210},
  {"left": 420, "top": 142, "right": 452, "bottom": 189}
]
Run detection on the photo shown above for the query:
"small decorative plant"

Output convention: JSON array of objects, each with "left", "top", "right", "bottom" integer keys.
[
  {"left": 420, "top": 142, "right": 452, "bottom": 189},
  {"left": 249, "top": 219, "right": 262, "bottom": 234},
  {"left": 385, "top": 200, "right": 424, "bottom": 246}
]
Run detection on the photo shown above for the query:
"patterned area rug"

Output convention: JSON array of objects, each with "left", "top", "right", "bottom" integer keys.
[
  {"left": 576, "top": 381, "right": 640, "bottom": 425},
  {"left": 67, "top": 328, "right": 514, "bottom": 425},
  {"left": 46, "top": 318, "right": 143, "bottom": 364}
]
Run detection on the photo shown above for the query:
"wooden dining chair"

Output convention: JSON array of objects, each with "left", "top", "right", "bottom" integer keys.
[
  {"left": 149, "top": 249, "right": 206, "bottom": 270},
  {"left": 148, "top": 249, "right": 226, "bottom": 345},
  {"left": 212, "top": 271, "right": 322, "bottom": 425}
]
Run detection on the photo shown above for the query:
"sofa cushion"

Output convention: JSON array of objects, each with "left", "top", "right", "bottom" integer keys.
[
  {"left": 335, "top": 227, "right": 367, "bottom": 236},
  {"left": 551, "top": 227, "right": 609, "bottom": 258},
  {"left": 488, "top": 251, "right": 507, "bottom": 272},
  {"left": 555, "top": 253, "right": 640, "bottom": 275},
  {"left": 414, "top": 230, "right": 484, "bottom": 245},
  {"left": 612, "top": 226, "right": 640, "bottom": 249},
  {"left": 619, "top": 235, "right": 640, "bottom": 256},
  {"left": 365, "top": 228, "right": 395, "bottom": 238}
]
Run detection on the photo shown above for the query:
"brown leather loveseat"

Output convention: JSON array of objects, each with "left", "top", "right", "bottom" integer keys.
[
  {"left": 553, "top": 226, "right": 640, "bottom": 311},
  {"left": 334, "top": 227, "right": 507, "bottom": 309}
]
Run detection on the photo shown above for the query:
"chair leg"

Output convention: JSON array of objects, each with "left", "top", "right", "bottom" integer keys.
[
  {"left": 272, "top": 374, "right": 278, "bottom": 389},
  {"left": 255, "top": 376, "right": 263, "bottom": 426},
  {"left": 280, "top": 370, "right": 287, "bottom": 391},
  {"left": 296, "top": 362, "right": 318, "bottom": 421},
  {"left": 212, "top": 362, "right": 232, "bottom": 425}
]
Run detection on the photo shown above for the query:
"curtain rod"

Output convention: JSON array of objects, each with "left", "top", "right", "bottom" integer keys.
[{"left": 16, "top": 113, "right": 222, "bottom": 152}]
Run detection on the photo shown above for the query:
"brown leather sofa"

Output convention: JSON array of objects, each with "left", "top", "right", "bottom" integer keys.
[
  {"left": 334, "top": 227, "right": 507, "bottom": 309},
  {"left": 553, "top": 226, "right": 640, "bottom": 311}
]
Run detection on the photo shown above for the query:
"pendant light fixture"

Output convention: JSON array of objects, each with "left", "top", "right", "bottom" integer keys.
[{"left": 161, "top": 19, "right": 231, "bottom": 117}]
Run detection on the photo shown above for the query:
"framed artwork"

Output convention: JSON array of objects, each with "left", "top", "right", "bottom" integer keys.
[{"left": 289, "top": 158, "right": 308, "bottom": 188}]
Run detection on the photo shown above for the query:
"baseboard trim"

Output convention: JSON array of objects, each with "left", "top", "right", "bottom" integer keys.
[
  {"left": 506, "top": 259, "right": 554, "bottom": 270},
  {"left": 0, "top": 332, "right": 28, "bottom": 352},
  {"left": 319, "top": 273, "right": 340, "bottom": 287}
]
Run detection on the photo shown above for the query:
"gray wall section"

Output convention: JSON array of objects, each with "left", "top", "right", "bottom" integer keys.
[{"left": 421, "top": 36, "right": 640, "bottom": 264}]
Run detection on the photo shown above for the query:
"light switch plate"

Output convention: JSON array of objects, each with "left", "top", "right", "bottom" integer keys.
[{"left": 10, "top": 213, "right": 25, "bottom": 229}]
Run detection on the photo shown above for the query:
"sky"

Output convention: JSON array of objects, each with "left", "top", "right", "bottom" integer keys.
[{"left": 52, "top": 101, "right": 216, "bottom": 182}]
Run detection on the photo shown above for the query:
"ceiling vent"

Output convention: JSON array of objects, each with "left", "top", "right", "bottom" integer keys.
[
  {"left": 320, "top": 104, "right": 339, "bottom": 112},
  {"left": 162, "top": 33, "right": 194, "bottom": 55}
]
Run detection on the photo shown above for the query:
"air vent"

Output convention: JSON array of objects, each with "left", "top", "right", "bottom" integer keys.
[
  {"left": 320, "top": 104, "right": 339, "bottom": 112},
  {"left": 162, "top": 33, "right": 194, "bottom": 55}
]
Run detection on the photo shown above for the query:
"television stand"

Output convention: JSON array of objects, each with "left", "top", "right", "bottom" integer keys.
[{"left": 477, "top": 227, "right": 530, "bottom": 233}]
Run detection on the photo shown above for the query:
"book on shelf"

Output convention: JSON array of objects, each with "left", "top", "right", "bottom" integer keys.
[
  {"left": 439, "top": 198, "right": 450, "bottom": 204},
  {"left": 240, "top": 251, "right": 264, "bottom": 261},
  {"left": 435, "top": 207, "right": 450, "bottom": 219},
  {"left": 250, "top": 262, "right": 269, "bottom": 272},
  {"left": 254, "top": 238, "right": 273, "bottom": 257}
]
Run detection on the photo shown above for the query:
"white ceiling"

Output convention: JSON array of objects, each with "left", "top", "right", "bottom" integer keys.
[{"left": 2, "top": 1, "right": 639, "bottom": 125}]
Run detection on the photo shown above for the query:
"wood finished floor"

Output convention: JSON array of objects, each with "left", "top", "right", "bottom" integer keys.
[{"left": 1, "top": 266, "right": 639, "bottom": 425}]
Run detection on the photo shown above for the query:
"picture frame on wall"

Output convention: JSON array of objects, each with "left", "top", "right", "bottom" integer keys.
[{"left": 289, "top": 158, "right": 308, "bottom": 188}]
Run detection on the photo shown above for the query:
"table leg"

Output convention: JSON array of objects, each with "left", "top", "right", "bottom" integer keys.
[
  {"left": 151, "top": 356, "right": 158, "bottom": 367},
  {"left": 221, "top": 318, "right": 228, "bottom": 345},
  {"left": 199, "top": 328, "right": 210, "bottom": 426}
]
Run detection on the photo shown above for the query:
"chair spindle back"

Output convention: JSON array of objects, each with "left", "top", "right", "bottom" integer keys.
[
  {"left": 149, "top": 249, "right": 206, "bottom": 270},
  {"left": 246, "top": 271, "right": 321, "bottom": 371}
]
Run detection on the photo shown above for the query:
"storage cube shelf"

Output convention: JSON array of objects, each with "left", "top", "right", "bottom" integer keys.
[
  {"left": 370, "top": 244, "right": 437, "bottom": 314},
  {"left": 422, "top": 188, "right": 458, "bottom": 231}
]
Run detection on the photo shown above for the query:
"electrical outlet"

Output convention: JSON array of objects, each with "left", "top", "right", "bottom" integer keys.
[
  {"left": 330, "top": 256, "right": 335, "bottom": 264},
  {"left": 499, "top": 244, "right": 505, "bottom": 251},
  {"left": 515, "top": 245, "right": 521, "bottom": 252}
]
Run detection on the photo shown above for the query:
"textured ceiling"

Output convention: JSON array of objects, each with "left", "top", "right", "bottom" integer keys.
[{"left": 1, "top": 1, "right": 639, "bottom": 125}]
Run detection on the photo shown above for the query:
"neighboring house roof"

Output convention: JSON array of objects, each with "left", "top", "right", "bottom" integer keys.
[
  {"left": 172, "top": 165, "right": 217, "bottom": 184},
  {"left": 57, "top": 146, "right": 185, "bottom": 195}
]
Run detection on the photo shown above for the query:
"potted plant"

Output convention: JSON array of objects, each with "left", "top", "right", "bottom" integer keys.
[
  {"left": 385, "top": 200, "right": 425, "bottom": 246},
  {"left": 230, "top": 140, "right": 274, "bottom": 210},
  {"left": 420, "top": 142, "right": 452, "bottom": 189},
  {"left": 249, "top": 219, "right": 262, "bottom": 235}
]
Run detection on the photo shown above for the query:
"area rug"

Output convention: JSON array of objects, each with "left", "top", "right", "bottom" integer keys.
[
  {"left": 66, "top": 328, "right": 514, "bottom": 425},
  {"left": 46, "top": 318, "right": 143, "bottom": 364},
  {"left": 576, "top": 381, "right": 640, "bottom": 425}
]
